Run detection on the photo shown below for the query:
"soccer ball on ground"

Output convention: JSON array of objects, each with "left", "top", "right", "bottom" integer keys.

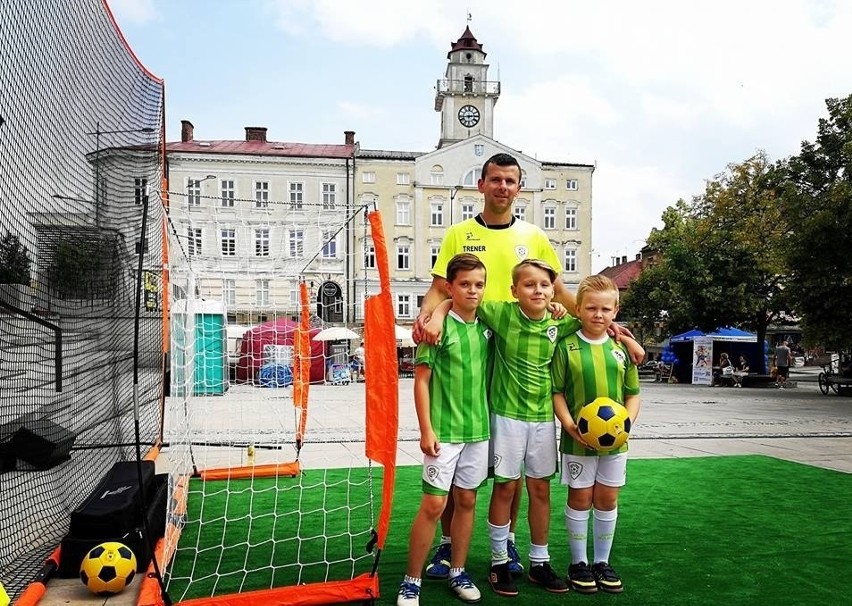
[
  {"left": 79, "top": 541, "right": 137, "bottom": 596},
  {"left": 576, "top": 397, "right": 632, "bottom": 452}
]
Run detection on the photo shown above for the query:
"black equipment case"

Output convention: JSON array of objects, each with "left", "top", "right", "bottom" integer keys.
[{"left": 58, "top": 460, "right": 168, "bottom": 577}]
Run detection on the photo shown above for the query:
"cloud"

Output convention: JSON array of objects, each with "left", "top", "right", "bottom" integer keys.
[{"left": 106, "top": 0, "right": 158, "bottom": 24}]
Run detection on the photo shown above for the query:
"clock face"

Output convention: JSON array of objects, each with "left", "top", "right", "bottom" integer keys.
[{"left": 458, "top": 105, "right": 480, "bottom": 128}]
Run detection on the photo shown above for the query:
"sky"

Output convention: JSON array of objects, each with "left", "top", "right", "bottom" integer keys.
[{"left": 108, "top": 0, "right": 852, "bottom": 273}]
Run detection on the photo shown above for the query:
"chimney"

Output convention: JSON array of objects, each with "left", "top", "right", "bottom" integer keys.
[
  {"left": 245, "top": 127, "right": 267, "bottom": 142},
  {"left": 344, "top": 130, "right": 355, "bottom": 145},
  {"left": 635, "top": 253, "right": 641, "bottom": 261},
  {"left": 181, "top": 120, "right": 194, "bottom": 142}
]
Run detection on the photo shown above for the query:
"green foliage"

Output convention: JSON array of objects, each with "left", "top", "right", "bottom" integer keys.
[
  {"left": 624, "top": 153, "right": 790, "bottom": 370},
  {"left": 48, "top": 237, "right": 115, "bottom": 298},
  {"left": 778, "top": 95, "right": 852, "bottom": 351},
  {"left": 0, "top": 232, "right": 32, "bottom": 284}
]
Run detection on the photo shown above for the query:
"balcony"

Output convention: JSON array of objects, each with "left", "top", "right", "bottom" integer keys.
[{"left": 434, "top": 79, "right": 501, "bottom": 110}]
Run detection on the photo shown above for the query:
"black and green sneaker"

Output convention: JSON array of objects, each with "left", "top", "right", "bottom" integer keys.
[
  {"left": 567, "top": 562, "right": 598, "bottom": 594},
  {"left": 592, "top": 562, "right": 624, "bottom": 594},
  {"left": 488, "top": 562, "right": 518, "bottom": 597},
  {"left": 528, "top": 562, "right": 569, "bottom": 594}
]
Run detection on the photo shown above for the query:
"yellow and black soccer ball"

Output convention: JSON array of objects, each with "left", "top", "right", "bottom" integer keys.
[
  {"left": 577, "top": 397, "right": 632, "bottom": 452},
  {"left": 79, "top": 541, "right": 137, "bottom": 596}
]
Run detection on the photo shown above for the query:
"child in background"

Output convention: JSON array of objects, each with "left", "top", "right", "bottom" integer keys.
[
  {"left": 397, "top": 254, "right": 492, "bottom": 606},
  {"left": 551, "top": 275, "right": 641, "bottom": 594}
]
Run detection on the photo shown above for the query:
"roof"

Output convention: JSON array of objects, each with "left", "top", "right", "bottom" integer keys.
[
  {"left": 165, "top": 140, "right": 355, "bottom": 159},
  {"left": 448, "top": 25, "right": 485, "bottom": 58},
  {"left": 598, "top": 258, "right": 642, "bottom": 289}
]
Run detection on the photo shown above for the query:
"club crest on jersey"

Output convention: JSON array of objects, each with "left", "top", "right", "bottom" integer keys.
[
  {"left": 568, "top": 461, "right": 583, "bottom": 480},
  {"left": 515, "top": 245, "right": 529, "bottom": 259},
  {"left": 611, "top": 348, "right": 627, "bottom": 366},
  {"left": 426, "top": 465, "right": 440, "bottom": 482},
  {"left": 483, "top": 328, "right": 493, "bottom": 340},
  {"left": 546, "top": 325, "right": 558, "bottom": 343}
]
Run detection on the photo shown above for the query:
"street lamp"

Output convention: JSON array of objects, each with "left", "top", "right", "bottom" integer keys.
[{"left": 448, "top": 184, "right": 463, "bottom": 224}]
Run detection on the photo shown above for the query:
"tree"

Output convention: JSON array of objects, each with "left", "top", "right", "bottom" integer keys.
[
  {"left": 779, "top": 95, "right": 852, "bottom": 351},
  {"left": 624, "top": 153, "right": 791, "bottom": 372},
  {"left": 0, "top": 232, "right": 31, "bottom": 285}
]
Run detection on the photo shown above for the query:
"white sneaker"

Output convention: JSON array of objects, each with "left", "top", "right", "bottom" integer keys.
[
  {"left": 449, "top": 571, "right": 482, "bottom": 603},
  {"left": 397, "top": 581, "right": 420, "bottom": 606}
]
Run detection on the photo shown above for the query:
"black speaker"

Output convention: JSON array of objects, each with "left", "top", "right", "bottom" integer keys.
[{"left": 7, "top": 419, "right": 76, "bottom": 470}]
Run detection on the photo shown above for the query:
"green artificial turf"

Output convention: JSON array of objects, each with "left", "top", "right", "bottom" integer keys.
[{"left": 168, "top": 456, "right": 851, "bottom": 605}]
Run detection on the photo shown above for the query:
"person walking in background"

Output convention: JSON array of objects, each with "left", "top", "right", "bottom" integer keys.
[
  {"left": 397, "top": 254, "right": 492, "bottom": 606},
  {"left": 775, "top": 341, "right": 792, "bottom": 389},
  {"left": 551, "top": 274, "right": 641, "bottom": 594},
  {"left": 351, "top": 341, "right": 365, "bottom": 382}
]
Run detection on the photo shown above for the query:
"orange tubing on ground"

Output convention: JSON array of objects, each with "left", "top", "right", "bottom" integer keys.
[
  {"left": 199, "top": 461, "right": 300, "bottom": 481},
  {"left": 13, "top": 548, "right": 60, "bottom": 606}
]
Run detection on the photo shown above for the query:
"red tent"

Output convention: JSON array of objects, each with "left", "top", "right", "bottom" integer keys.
[{"left": 235, "top": 318, "right": 325, "bottom": 384}]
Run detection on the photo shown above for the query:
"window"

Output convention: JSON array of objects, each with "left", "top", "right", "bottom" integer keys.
[
  {"left": 134, "top": 178, "right": 147, "bottom": 205},
  {"left": 513, "top": 205, "right": 526, "bottom": 221},
  {"left": 254, "top": 228, "right": 270, "bottom": 257},
  {"left": 544, "top": 179, "right": 556, "bottom": 190},
  {"left": 462, "top": 168, "right": 478, "bottom": 186},
  {"left": 430, "top": 165, "right": 444, "bottom": 185},
  {"left": 223, "top": 279, "right": 236, "bottom": 306},
  {"left": 186, "top": 178, "right": 201, "bottom": 206},
  {"left": 289, "top": 182, "right": 303, "bottom": 210},
  {"left": 322, "top": 231, "right": 337, "bottom": 258},
  {"left": 187, "top": 227, "right": 202, "bottom": 257},
  {"left": 364, "top": 243, "right": 376, "bottom": 269},
  {"left": 288, "top": 229, "right": 304, "bottom": 258},
  {"left": 396, "top": 199, "right": 410, "bottom": 225},
  {"left": 397, "top": 293, "right": 411, "bottom": 318},
  {"left": 256, "top": 279, "right": 270, "bottom": 306},
  {"left": 461, "top": 203, "right": 474, "bottom": 220},
  {"left": 520, "top": 172, "right": 527, "bottom": 189},
  {"left": 396, "top": 173, "right": 410, "bottom": 185},
  {"left": 255, "top": 181, "right": 269, "bottom": 208},
  {"left": 430, "top": 244, "right": 440, "bottom": 268},
  {"left": 289, "top": 288, "right": 300, "bottom": 310},
  {"left": 544, "top": 206, "right": 556, "bottom": 229},
  {"left": 220, "top": 228, "right": 236, "bottom": 256},
  {"left": 397, "top": 243, "right": 410, "bottom": 270},
  {"left": 565, "top": 249, "right": 577, "bottom": 272},
  {"left": 565, "top": 207, "right": 577, "bottom": 230},
  {"left": 221, "top": 180, "right": 235, "bottom": 207},
  {"left": 322, "top": 183, "right": 336, "bottom": 209},
  {"left": 361, "top": 171, "right": 376, "bottom": 183},
  {"left": 430, "top": 202, "right": 444, "bottom": 226},
  {"left": 566, "top": 179, "right": 579, "bottom": 191}
]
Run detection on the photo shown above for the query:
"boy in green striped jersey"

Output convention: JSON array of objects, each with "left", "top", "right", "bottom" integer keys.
[
  {"left": 551, "top": 275, "right": 641, "bottom": 595},
  {"left": 476, "top": 259, "right": 580, "bottom": 597},
  {"left": 398, "top": 254, "right": 492, "bottom": 606}
]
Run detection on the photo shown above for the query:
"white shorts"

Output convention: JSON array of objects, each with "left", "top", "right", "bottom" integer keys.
[
  {"left": 560, "top": 453, "right": 628, "bottom": 489},
  {"left": 422, "top": 440, "right": 489, "bottom": 494},
  {"left": 490, "top": 414, "right": 557, "bottom": 481}
]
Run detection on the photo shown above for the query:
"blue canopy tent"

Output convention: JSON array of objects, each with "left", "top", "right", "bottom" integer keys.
[{"left": 669, "top": 327, "right": 762, "bottom": 383}]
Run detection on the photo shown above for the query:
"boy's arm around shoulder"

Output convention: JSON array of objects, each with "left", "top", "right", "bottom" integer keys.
[{"left": 421, "top": 299, "right": 452, "bottom": 345}]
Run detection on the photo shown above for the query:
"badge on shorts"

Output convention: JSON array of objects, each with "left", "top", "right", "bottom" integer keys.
[
  {"left": 515, "top": 245, "right": 528, "bottom": 259},
  {"left": 568, "top": 461, "right": 583, "bottom": 480},
  {"left": 546, "top": 325, "right": 558, "bottom": 343},
  {"left": 426, "top": 465, "right": 440, "bottom": 482},
  {"left": 492, "top": 454, "right": 502, "bottom": 469}
]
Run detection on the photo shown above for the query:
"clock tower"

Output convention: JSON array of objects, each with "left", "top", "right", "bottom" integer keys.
[{"left": 435, "top": 26, "right": 500, "bottom": 148}]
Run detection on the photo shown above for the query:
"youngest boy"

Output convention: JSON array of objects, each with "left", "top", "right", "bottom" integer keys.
[
  {"left": 551, "top": 275, "right": 641, "bottom": 594},
  {"left": 397, "top": 253, "right": 492, "bottom": 606}
]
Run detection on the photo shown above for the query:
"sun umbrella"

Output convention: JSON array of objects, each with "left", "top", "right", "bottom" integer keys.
[{"left": 313, "top": 327, "right": 360, "bottom": 342}]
